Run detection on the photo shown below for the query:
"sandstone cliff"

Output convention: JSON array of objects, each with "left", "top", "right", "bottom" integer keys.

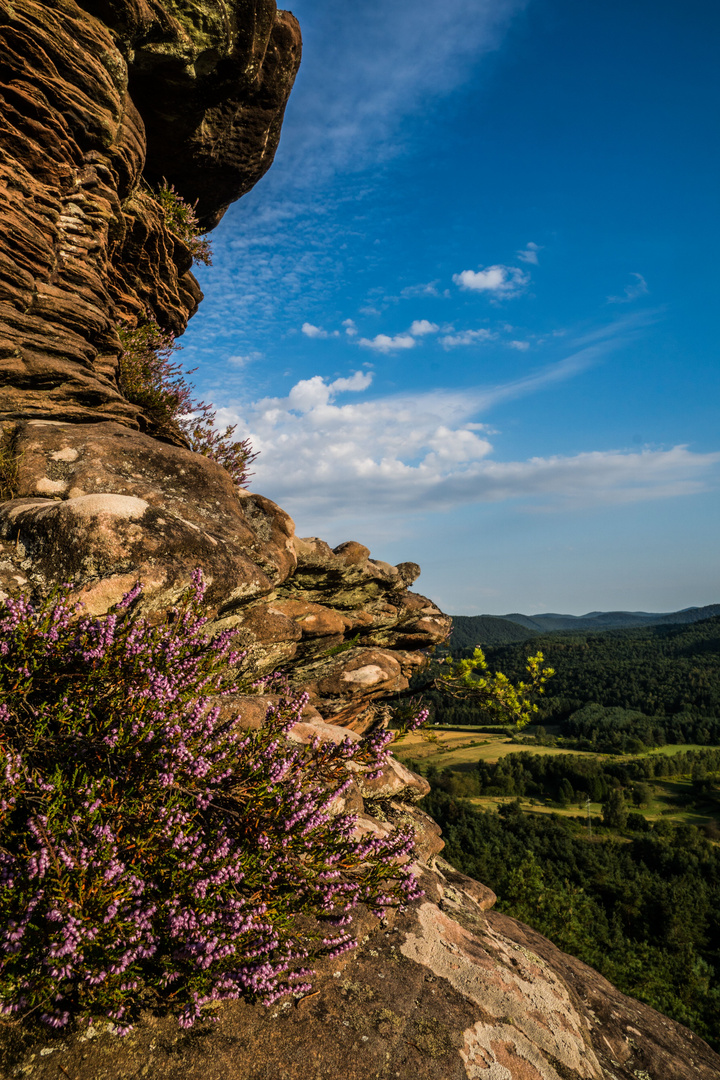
[
  {"left": 1, "top": 2, "right": 719, "bottom": 1078},
  {"left": 0, "top": 0, "right": 300, "bottom": 424}
]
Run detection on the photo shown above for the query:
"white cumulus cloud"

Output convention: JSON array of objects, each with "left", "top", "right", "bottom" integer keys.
[
  {"left": 358, "top": 332, "right": 417, "bottom": 353},
  {"left": 214, "top": 360, "right": 720, "bottom": 528},
  {"left": 452, "top": 264, "right": 530, "bottom": 298},
  {"left": 331, "top": 371, "right": 374, "bottom": 393},
  {"left": 409, "top": 320, "right": 440, "bottom": 336},
  {"left": 284, "top": 371, "right": 373, "bottom": 413},
  {"left": 358, "top": 319, "right": 440, "bottom": 352},
  {"left": 301, "top": 322, "right": 339, "bottom": 339}
]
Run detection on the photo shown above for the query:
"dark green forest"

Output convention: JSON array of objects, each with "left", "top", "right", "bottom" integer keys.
[
  {"left": 448, "top": 614, "right": 539, "bottom": 647},
  {"left": 402, "top": 613, "right": 720, "bottom": 1048},
  {"left": 418, "top": 615, "right": 720, "bottom": 742},
  {"left": 482, "top": 616, "right": 720, "bottom": 724},
  {"left": 424, "top": 788, "right": 720, "bottom": 1048}
]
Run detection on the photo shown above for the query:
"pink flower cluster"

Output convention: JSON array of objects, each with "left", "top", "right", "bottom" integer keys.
[{"left": 0, "top": 572, "right": 426, "bottom": 1034}]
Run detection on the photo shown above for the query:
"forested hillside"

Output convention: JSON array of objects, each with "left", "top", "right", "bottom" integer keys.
[
  {"left": 500, "top": 603, "right": 720, "bottom": 634},
  {"left": 400, "top": 612, "right": 720, "bottom": 1049},
  {"left": 448, "top": 614, "right": 539, "bottom": 647},
  {"left": 431, "top": 616, "right": 720, "bottom": 737}
]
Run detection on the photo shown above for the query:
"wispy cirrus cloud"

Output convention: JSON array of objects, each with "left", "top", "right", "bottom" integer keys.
[
  {"left": 226, "top": 351, "right": 262, "bottom": 367},
  {"left": 400, "top": 281, "right": 445, "bottom": 298},
  {"left": 441, "top": 328, "right": 496, "bottom": 348},
  {"left": 187, "top": 0, "right": 529, "bottom": 342},
  {"left": 608, "top": 273, "right": 649, "bottom": 304},
  {"left": 278, "top": 0, "right": 529, "bottom": 184},
  {"left": 517, "top": 241, "right": 542, "bottom": 265}
]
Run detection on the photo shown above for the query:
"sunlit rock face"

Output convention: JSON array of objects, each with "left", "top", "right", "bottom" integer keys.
[
  {"left": 0, "top": 0, "right": 445, "bottom": 730},
  {"left": 0, "top": 418, "right": 451, "bottom": 722},
  {"left": 1, "top": 3, "right": 720, "bottom": 1080}
]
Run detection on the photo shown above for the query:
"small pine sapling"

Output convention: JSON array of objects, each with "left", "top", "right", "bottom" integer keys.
[{"left": 436, "top": 647, "right": 554, "bottom": 729}]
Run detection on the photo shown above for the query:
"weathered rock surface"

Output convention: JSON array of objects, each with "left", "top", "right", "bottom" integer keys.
[
  {"left": 2, "top": 860, "right": 718, "bottom": 1080},
  {"left": 80, "top": 0, "right": 303, "bottom": 230},
  {"left": 2, "top": 1, "right": 720, "bottom": 1077},
  {"left": 0, "top": 0, "right": 301, "bottom": 426},
  {"left": 0, "top": 0, "right": 446, "bottom": 729}
]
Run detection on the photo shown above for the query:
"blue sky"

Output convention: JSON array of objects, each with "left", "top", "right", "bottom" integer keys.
[{"left": 181, "top": 0, "right": 720, "bottom": 616}]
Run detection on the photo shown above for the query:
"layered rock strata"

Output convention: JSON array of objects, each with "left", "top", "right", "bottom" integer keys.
[{"left": 0, "top": 0, "right": 301, "bottom": 426}]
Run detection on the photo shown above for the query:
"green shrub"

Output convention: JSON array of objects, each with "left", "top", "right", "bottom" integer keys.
[
  {"left": 0, "top": 573, "right": 425, "bottom": 1033},
  {"left": 0, "top": 450, "right": 19, "bottom": 503},
  {"left": 155, "top": 183, "right": 212, "bottom": 267},
  {"left": 117, "top": 318, "right": 257, "bottom": 490}
]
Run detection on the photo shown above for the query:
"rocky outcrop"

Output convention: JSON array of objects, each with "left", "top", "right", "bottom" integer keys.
[
  {"left": 2, "top": 859, "right": 719, "bottom": 1080},
  {"left": 80, "top": 0, "right": 303, "bottom": 230},
  {"left": 2, "top": 1, "right": 720, "bottom": 1077},
  {"left": 0, "top": 417, "right": 450, "bottom": 724},
  {"left": 0, "top": 0, "right": 301, "bottom": 426}
]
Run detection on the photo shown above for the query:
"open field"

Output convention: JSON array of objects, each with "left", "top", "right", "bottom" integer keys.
[
  {"left": 457, "top": 780, "right": 717, "bottom": 828},
  {"left": 643, "top": 743, "right": 707, "bottom": 756},
  {"left": 394, "top": 727, "right": 720, "bottom": 830},
  {"left": 399, "top": 740, "right": 588, "bottom": 769},
  {"left": 464, "top": 795, "right": 605, "bottom": 820},
  {"left": 394, "top": 727, "right": 712, "bottom": 770},
  {"left": 394, "top": 728, "right": 589, "bottom": 768}
]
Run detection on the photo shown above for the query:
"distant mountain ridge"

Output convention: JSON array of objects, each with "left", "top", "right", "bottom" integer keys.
[{"left": 450, "top": 603, "right": 720, "bottom": 647}]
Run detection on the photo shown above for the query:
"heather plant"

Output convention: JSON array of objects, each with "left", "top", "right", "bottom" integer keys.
[
  {"left": 155, "top": 182, "right": 212, "bottom": 267},
  {"left": 436, "top": 647, "right": 554, "bottom": 729},
  {"left": 117, "top": 318, "right": 257, "bottom": 490},
  {"left": 0, "top": 442, "right": 20, "bottom": 502},
  {"left": 0, "top": 573, "right": 426, "bottom": 1034}
]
